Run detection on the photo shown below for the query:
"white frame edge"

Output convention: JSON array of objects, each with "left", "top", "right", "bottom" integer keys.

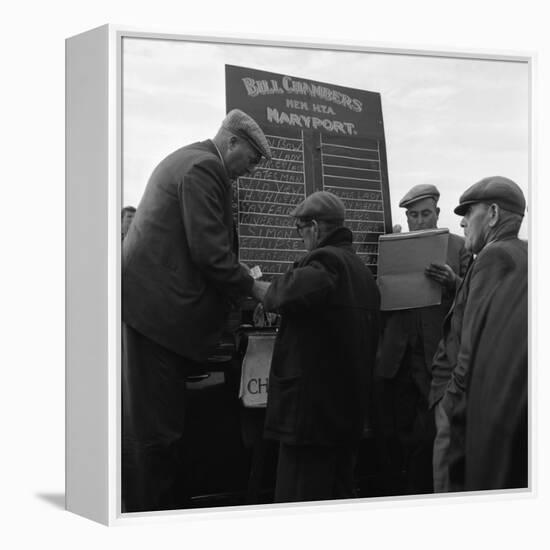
[
  {"left": 66, "top": 24, "right": 109, "bottom": 524},
  {"left": 66, "top": 23, "right": 120, "bottom": 525}
]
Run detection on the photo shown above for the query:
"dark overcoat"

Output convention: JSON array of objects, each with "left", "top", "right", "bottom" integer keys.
[
  {"left": 263, "top": 227, "right": 381, "bottom": 446},
  {"left": 444, "top": 237, "right": 528, "bottom": 490}
]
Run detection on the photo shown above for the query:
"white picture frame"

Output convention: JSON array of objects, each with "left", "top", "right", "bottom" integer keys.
[{"left": 65, "top": 24, "right": 534, "bottom": 525}]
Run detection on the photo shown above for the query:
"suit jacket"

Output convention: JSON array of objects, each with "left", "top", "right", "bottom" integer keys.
[
  {"left": 263, "top": 227, "right": 381, "bottom": 446},
  {"left": 122, "top": 140, "right": 254, "bottom": 362},
  {"left": 377, "top": 232, "right": 470, "bottom": 398}
]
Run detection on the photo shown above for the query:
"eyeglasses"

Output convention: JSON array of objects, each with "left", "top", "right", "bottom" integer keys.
[{"left": 295, "top": 220, "right": 314, "bottom": 236}]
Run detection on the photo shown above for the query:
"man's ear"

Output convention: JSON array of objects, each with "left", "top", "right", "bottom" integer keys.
[
  {"left": 227, "top": 135, "right": 238, "bottom": 151},
  {"left": 488, "top": 203, "right": 500, "bottom": 227},
  {"left": 436, "top": 206, "right": 440, "bottom": 218}
]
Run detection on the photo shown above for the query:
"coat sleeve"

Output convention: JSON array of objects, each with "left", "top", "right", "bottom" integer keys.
[
  {"left": 263, "top": 254, "right": 338, "bottom": 315},
  {"left": 179, "top": 157, "right": 254, "bottom": 297},
  {"left": 444, "top": 246, "right": 512, "bottom": 405}
]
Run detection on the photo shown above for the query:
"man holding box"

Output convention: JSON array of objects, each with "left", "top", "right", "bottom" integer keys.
[{"left": 376, "top": 184, "right": 470, "bottom": 495}]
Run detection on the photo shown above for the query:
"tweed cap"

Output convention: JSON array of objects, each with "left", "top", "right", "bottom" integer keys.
[
  {"left": 399, "top": 184, "right": 440, "bottom": 208},
  {"left": 222, "top": 109, "right": 272, "bottom": 160},
  {"left": 290, "top": 191, "right": 345, "bottom": 221},
  {"left": 454, "top": 176, "right": 526, "bottom": 216}
]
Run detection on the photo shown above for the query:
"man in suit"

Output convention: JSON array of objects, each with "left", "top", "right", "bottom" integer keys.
[
  {"left": 431, "top": 176, "right": 527, "bottom": 492},
  {"left": 121, "top": 109, "right": 271, "bottom": 512},
  {"left": 376, "top": 184, "right": 470, "bottom": 495}
]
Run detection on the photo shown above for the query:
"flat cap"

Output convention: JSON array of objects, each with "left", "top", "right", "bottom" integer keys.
[
  {"left": 399, "top": 184, "right": 440, "bottom": 208},
  {"left": 290, "top": 191, "right": 345, "bottom": 221},
  {"left": 222, "top": 109, "right": 272, "bottom": 160},
  {"left": 454, "top": 176, "right": 526, "bottom": 216}
]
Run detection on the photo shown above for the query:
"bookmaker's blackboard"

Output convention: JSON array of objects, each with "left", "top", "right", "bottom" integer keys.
[{"left": 226, "top": 65, "right": 392, "bottom": 279}]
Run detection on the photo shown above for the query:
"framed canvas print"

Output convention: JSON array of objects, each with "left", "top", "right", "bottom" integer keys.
[{"left": 66, "top": 25, "right": 532, "bottom": 525}]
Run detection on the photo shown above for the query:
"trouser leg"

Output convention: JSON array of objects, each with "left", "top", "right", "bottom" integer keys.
[
  {"left": 375, "top": 377, "right": 407, "bottom": 494},
  {"left": 122, "top": 323, "right": 191, "bottom": 512},
  {"left": 274, "top": 443, "right": 357, "bottom": 503},
  {"left": 388, "top": 345, "right": 434, "bottom": 495},
  {"left": 433, "top": 400, "right": 451, "bottom": 492},
  {"left": 406, "top": 403, "right": 435, "bottom": 494}
]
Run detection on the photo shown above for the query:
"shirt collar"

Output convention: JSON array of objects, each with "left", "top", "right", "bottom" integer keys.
[{"left": 212, "top": 140, "right": 226, "bottom": 169}]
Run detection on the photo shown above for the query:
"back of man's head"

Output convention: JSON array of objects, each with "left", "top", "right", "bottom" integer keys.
[
  {"left": 291, "top": 191, "right": 345, "bottom": 226},
  {"left": 290, "top": 191, "right": 346, "bottom": 250}
]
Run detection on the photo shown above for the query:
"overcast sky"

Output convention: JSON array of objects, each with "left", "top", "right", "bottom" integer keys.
[{"left": 122, "top": 37, "right": 529, "bottom": 238}]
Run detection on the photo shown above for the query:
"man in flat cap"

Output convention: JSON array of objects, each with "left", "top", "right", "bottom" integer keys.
[
  {"left": 431, "top": 176, "right": 527, "bottom": 492},
  {"left": 376, "top": 184, "right": 470, "bottom": 495},
  {"left": 261, "top": 191, "right": 380, "bottom": 503},
  {"left": 121, "top": 109, "right": 271, "bottom": 512}
]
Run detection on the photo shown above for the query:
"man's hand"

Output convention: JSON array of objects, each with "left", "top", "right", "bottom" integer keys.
[
  {"left": 425, "top": 262, "right": 457, "bottom": 291},
  {"left": 251, "top": 280, "right": 271, "bottom": 302},
  {"left": 240, "top": 262, "right": 251, "bottom": 273}
]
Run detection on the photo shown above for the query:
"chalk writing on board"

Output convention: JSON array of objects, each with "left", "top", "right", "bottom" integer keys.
[
  {"left": 330, "top": 189, "right": 382, "bottom": 202},
  {"left": 240, "top": 249, "right": 304, "bottom": 263},
  {"left": 236, "top": 132, "right": 307, "bottom": 279},
  {"left": 256, "top": 158, "right": 304, "bottom": 171},
  {"left": 241, "top": 236, "right": 304, "bottom": 251},
  {"left": 240, "top": 226, "right": 297, "bottom": 239},
  {"left": 239, "top": 191, "right": 303, "bottom": 206},
  {"left": 240, "top": 203, "right": 300, "bottom": 217},
  {"left": 267, "top": 151, "right": 303, "bottom": 162},
  {"left": 341, "top": 199, "right": 384, "bottom": 211},
  {"left": 240, "top": 214, "right": 294, "bottom": 228},
  {"left": 239, "top": 179, "right": 304, "bottom": 194},
  {"left": 346, "top": 221, "right": 386, "bottom": 233},
  {"left": 264, "top": 137, "right": 303, "bottom": 150},
  {"left": 248, "top": 170, "right": 305, "bottom": 184}
]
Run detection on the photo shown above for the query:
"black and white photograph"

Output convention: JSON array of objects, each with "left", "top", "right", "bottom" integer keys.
[
  {"left": 120, "top": 35, "right": 529, "bottom": 514},
  {"left": 10, "top": 1, "right": 550, "bottom": 547}
]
